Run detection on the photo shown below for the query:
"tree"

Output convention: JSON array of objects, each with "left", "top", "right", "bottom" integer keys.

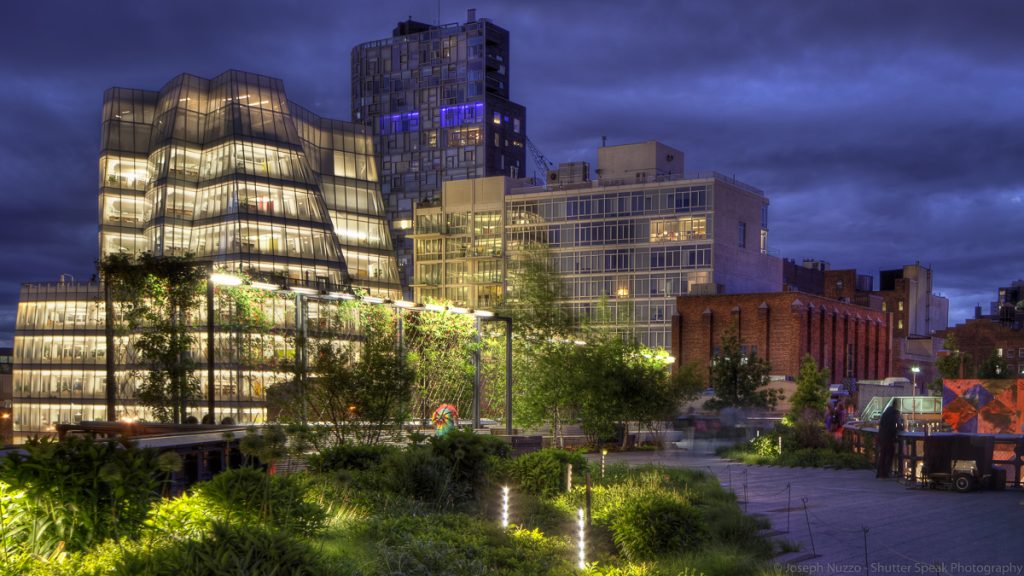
[
  {"left": 788, "top": 355, "right": 831, "bottom": 422},
  {"left": 100, "top": 254, "right": 206, "bottom": 423},
  {"left": 278, "top": 301, "right": 414, "bottom": 446},
  {"left": 704, "top": 325, "right": 782, "bottom": 411},
  {"left": 977, "top": 349, "right": 1009, "bottom": 379},
  {"left": 403, "top": 304, "right": 478, "bottom": 423},
  {"left": 498, "top": 243, "right": 578, "bottom": 442}
]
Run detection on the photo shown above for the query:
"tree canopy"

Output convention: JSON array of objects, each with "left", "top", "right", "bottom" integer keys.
[{"left": 704, "top": 325, "right": 782, "bottom": 411}]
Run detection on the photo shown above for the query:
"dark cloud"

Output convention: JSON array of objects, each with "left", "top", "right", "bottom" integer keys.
[{"left": 1, "top": 0, "right": 1021, "bottom": 344}]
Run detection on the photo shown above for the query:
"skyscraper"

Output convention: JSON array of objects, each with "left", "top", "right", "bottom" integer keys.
[{"left": 352, "top": 10, "right": 527, "bottom": 293}]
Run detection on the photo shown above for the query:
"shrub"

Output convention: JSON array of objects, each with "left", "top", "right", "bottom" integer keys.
[
  {"left": 0, "top": 436, "right": 161, "bottom": 552},
  {"left": 607, "top": 492, "right": 708, "bottom": 560},
  {"left": 195, "top": 468, "right": 325, "bottom": 535},
  {"left": 117, "top": 522, "right": 328, "bottom": 576},
  {"left": 429, "top": 430, "right": 510, "bottom": 503},
  {"left": 144, "top": 493, "right": 212, "bottom": 541},
  {"left": 307, "top": 443, "right": 399, "bottom": 473},
  {"left": 357, "top": 513, "right": 571, "bottom": 576},
  {"left": 369, "top": 445, "right": 450, "bottom": 504},
  {"left": 507, "top": 449, "right": 588, "bottom": 498}
]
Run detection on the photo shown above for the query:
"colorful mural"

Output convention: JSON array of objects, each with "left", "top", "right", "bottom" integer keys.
[{"left": 942, "top": 379, "right": 1024, "bottom": 434}]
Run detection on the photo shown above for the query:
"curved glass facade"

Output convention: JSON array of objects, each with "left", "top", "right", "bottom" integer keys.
[{"left": 99, "top": 71, "right": 399, "bottom": 297}]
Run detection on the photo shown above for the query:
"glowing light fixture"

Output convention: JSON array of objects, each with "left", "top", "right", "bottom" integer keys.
[
  {"left": 393, "top": 300, "right": 418, "bottom": 309},
  {"left": 289, "top": 286, "right": 319, "bottom": 296},
  {"left": 209, "top": 272, "right": 243, "bottom": 286},
  {"left": 250, "top": 281, "right": 281, "bottom": 291},
  {"left": 362, "top": 296, "right": 385, "bottom": 304},
  {"left": 474, "top": 309, "right": 495, "bottom": 318},
  {"left": 425, "top": 303, "right": 446, "bottom": 312},
  {"left": 501, "top": 486, "right": 510, "bottom": 528},
  {"left": 577, "top": 508, "right": 586, "bottom": 569}
]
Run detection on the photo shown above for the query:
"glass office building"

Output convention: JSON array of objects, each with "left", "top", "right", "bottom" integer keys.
[
  {"left": 13, "top": 71, "right": 399, "bottom": 440},
  {"left": 352, "top": 11, "right": 527, "bottom": 293},
  {"left": 100, "top": 70, "right": 399, "bottom": 296}
]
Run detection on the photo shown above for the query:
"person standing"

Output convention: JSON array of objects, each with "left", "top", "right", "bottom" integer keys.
[{"left": 876, "top": 403, "right": 903, "bottom": 478}]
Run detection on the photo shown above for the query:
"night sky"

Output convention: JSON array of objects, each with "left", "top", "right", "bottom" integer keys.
[{"left": 1, "top": 0, "right": 1021, "bottom": 345}]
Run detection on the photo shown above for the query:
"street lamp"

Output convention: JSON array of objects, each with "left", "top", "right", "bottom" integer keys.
[
  {"left": 207, "top": 272, "right": 244, "bottom": 423},
  {"left": 472, "top": 310, "right": 513, "bottom": 436},
  {"left": 910, "top": 365, "right": 920, "bottom": 428}
]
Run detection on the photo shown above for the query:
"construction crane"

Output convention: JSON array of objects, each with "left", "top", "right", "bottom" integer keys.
[{"left": 526, "top": 137, "right": 555, "bottom": 182}]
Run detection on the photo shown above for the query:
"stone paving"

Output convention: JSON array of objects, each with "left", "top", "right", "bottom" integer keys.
[{"left": 587, "top": 448, "right": 1024, "bottom": 575}]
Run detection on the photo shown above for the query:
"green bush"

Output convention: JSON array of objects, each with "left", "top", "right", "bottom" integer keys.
[
  {"left": 143, "top": 493, "right": 212, "bottom": 541},
  {"left": 507, "top": 449, "right": 588, "bottom": 498},
  {"left": 355, "top": 513, "right": 571, "bottom": 576},
  {"left": 307, "top": 443, "right": 399, "bottom": 473},
  {"left": 429, "top": 429, "right": 510, "bottom": 500},
  {"left": 195, "top": 468, "right": 325, "bottom": 535},
  {"left": 117, "top": 522, "right": 327, "bottom": 576},
  {"left": 0, "top": 436, "right": 161, "bottom": 553},
  {"left": 369, "top": 445, "right": 450, "bottom": 503},
  {"left": 607, "top": 492, "right": 708, "bottom": 560}
]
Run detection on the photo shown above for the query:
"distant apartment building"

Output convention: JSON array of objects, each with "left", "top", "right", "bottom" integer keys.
[
  {"left": 411, "top": 141, "right": 782, "bottom": 349},
  {"left": 785, "top": 260, "right": 949, "bottom": 391},
  {"left": 672, "top": 292, "right": 892, "bottom": 411},
  {"left": 352, "top": 10, "right": 527, "bottom": 293},
  {"left": 13, "top": 71, "right": 398, "bottom": 440},
  {"left": 942, "top": 281, "right": 1024, "bottom": 378}
]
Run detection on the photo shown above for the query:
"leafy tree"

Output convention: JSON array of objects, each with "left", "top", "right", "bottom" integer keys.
[
  {"left": 403, "top": 304, "right": 478, "bottom": 423},
  {"left": 101, "top": 254, "right": 206, "bottom": 423},
  {"left": 931, "top": 334, "right": 968, "bottom": 394},
  {"left": 705, "top": 325, "right": 782, "bottom": 411},
  {"left": 278, "top": 302, "right": 414, "bottom": 446},
  {"left": 788, "top": 355, "right": 831, "bottom": 422},
  {"left": 498, "top": 244, "right": 578, "bottom": 442},
  {"left": 977, "top": 349, "right": 1009, "bottom": 379}
]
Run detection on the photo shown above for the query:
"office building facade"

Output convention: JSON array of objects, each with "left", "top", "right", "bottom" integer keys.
[
  {"left": 412, "top": 141, "right": 782, "bottom": 349},
  {"left": 352, "top": 11, "right": 527, "bottom": 292},
  {"left": 14, "top": 71, "right": 398, "bottom": 440}
]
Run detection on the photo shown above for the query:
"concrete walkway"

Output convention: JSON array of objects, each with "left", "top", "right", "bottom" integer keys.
[{"left": 588, "top": 449, "right": 1024, "bottom": 575}]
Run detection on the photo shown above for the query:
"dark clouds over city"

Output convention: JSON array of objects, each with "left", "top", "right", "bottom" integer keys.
[{"left": 0, "top": 0, "right": 1021, "bottom": 344}]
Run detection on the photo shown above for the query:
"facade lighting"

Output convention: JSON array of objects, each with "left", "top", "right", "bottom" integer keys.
[
  {"left": 209, "top": 272, "right": 243, "bottom": 286},
  {"left": 250, "top": 281, "right": 281, "bottom": 291}
]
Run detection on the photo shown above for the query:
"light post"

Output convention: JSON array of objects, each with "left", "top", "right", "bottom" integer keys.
[
  {"left": 910, "top": 365, "right": 920, "bottom": 429},
  {"left": 207, "top": 272, "right": 244, "bottom": 423},
  {"left": 472, "top": 310, "right": 513, "bottom": 436}
]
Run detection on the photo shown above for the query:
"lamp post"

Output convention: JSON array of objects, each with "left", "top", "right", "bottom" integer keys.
[
  {"left": 472, "top": 311, "right": 513, "bottom": 436},
  {"left": 910, "top": 365, "right": 920, "bottom": 429},
  {"left": 207, "top": 272, "right": 244, "bottom": 423}
]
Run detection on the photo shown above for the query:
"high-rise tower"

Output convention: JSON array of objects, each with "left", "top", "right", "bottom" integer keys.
[{"left": 352, "top": 10, "right": 527, "bottom": 293}]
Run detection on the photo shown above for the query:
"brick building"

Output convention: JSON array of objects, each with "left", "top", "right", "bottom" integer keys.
[
  {"left": 940, "top": 318, "right": 1024, "bottom": 379},
  {"left": 672, "top": 292, "right": 892, "bottom": 412}
]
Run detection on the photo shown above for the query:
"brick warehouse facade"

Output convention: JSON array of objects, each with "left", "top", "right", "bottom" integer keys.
[{"left": 672, "top": 292, "right": 892, "bottom": 411}]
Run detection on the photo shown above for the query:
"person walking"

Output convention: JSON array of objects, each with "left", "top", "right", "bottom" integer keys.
[{"left": 876, "top": 403, "right": 903, "bottom": 479}]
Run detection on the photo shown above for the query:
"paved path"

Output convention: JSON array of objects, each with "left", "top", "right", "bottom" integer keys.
[{"left": 588, "top": 449, "right": 1024, "bottom": 575}]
